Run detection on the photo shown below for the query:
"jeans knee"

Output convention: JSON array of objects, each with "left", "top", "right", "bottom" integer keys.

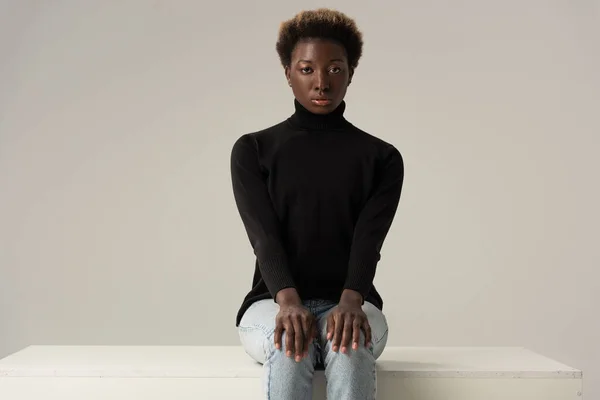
[
  {"left": 325, "top": 330, "right": 373, "bottom": 352},
  {"left": 268, "top": 331, "right": 317, "bottom": 366},
  {"left": 323, "top": 333, "right": 377, "bottom": 399},
  {"left": 264, "top": 332, "right": 316, "bottom": 400},
  {"left": 324, "top": 331, "right": 375, "bottom": 369},
  {"left": 326, "top": 345, "right": 375, "bottom": 368},
  {"left": 238, "top": 325, "right": 273, "bottom": 364}
]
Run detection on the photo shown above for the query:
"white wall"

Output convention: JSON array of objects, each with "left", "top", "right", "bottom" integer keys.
[{"left": 1, "top": 0, "right": 598, "bottom": 397}]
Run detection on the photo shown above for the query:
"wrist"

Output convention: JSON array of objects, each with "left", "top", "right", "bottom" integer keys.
[
  {"left": 339, "top": 289, "right": 363, "bottom": 307},
  {"left": 276, "top": 287, "right": 302, "bottom": 307}
]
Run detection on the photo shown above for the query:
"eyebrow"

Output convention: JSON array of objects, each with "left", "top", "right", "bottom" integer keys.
[{"left": 297, "top": 59, "right": 345, "bottom": 64}]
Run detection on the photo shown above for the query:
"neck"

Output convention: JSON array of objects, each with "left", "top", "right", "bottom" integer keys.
[{"left": 288, "top": 98, "right": 348, "bottom": 130}]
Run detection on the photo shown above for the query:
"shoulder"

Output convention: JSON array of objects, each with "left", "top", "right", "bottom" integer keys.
[
  {"left": 230, "top": 120, "right": 294, "bottom": 167},
  {"left": 232, "top": 120, "right": 290, "bottom": 152},
  {"left": 346, "top": 123, "right": 403, "bottom": 165}
]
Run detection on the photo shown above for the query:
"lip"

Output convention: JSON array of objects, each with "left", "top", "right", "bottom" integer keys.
[{"left": 311, "top": 98, "right": 332, "bottom": 106}]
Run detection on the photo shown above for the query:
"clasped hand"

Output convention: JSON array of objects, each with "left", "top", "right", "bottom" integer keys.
[{"left": 274, "top": 302, "right": 371, "bottom": 361}]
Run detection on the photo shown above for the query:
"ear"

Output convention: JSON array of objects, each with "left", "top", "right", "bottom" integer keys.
[
  {"left": 284, "top": 66, "right": 291, "bottom": 86},
  {"left": 348, "top": 67, "right": 355, "bottom": 86}
]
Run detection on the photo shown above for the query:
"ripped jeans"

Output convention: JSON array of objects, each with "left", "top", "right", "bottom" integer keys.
[{"left": 238, "top": 298, "right": 389, "bottom": 399}]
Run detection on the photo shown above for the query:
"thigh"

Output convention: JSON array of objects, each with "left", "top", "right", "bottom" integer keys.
[
  {"left": 362, "top": 301, "right": 389, "bottom": 359},
  {"left": 238, "top": 299, "right": 280, "bottom": 364},
  {"left": 317, "top": 301, "right": 389, "bottom": 360}
]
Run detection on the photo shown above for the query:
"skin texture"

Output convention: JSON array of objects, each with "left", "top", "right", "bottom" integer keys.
[
  {"left": 274, "top": 288, "right": 316, "bottom": 362},
  {"left": 274, "top": 38, "right": 371, "bottom": 361},
  {"left": 284, "top": 38, "right": 354, "bottom": 115}
]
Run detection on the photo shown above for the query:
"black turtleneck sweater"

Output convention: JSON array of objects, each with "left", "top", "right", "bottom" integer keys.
[{"left": 231, "top": 99, "right": 404, "bottom": 326}]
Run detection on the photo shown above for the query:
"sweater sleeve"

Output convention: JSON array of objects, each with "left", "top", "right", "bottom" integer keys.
[
  {"left": 230, "top": 134, "right": 296, "bottom": 298},
  {"left": 343, "top": 146, "right": 404, "bottom": 300}
]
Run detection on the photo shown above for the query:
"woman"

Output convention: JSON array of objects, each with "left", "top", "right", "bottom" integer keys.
[{"left": 230, "top": 8, "right": 404, "bottom": 400}]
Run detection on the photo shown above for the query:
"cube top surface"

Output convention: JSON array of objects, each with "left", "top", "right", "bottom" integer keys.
[{"left": 0, "top": 346, "right": 582, "bottom": 379}]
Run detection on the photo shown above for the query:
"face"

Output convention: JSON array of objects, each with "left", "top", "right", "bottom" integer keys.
[{"left": 285, "top": 38, "right": 354, "bottom": 115}]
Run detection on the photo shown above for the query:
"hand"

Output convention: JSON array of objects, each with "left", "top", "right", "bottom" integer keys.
[
  {"left": 274, "top": 289, "right": 317, "bottom": 362},
  {"left": 327, "top": 292, "right": 372, "bottom": 354}
]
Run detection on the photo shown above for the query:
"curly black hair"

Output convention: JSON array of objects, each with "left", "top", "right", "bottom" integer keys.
[{"left": 276, "top": 8, "right": 364, "bottom": 70}]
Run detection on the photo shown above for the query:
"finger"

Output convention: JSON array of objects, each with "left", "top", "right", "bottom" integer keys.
[
  {"left": 362, "top": 319, "right": 372, "bottom": 347},
  {"left": 326, "top": 313, "right": 334, "bottom": 341},
  {"left": 301, "top": 315, "right": 311, "bottom": 358},
  {"left": 293, "top": 316, "right": 304, "bottom": 362},
  {"left": 332, "top": 313, "right": 344, "bottom": 352},
  {"left": 274, "top": 323, "right": 283, "bottom": 350},
  {"left": 352, "top": 319, "right": 361, "bottom": 350},
  {"left": 341, "top": 315, "right": 353, "bottom": 353},
  {"left": 285, "top": 322, "right": 295, "bottom": 358}
]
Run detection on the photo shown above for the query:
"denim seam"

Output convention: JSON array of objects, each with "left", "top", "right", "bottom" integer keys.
[
  {"left": 264, "top": 339, "right": 281, "bottom": 400},
  {"left": 238, "top": 324, "right": 275, "bottom": 339},
  {"left": 267, "top": 357, "right": 272, "bottom": 400},
  {"left": 371, "top": 326, "right": 388, "bottom": 346},
  {"left": 372, "top": 362, "right": 377, "bottom": 399}
]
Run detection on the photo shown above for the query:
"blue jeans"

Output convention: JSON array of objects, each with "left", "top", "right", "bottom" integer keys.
[{"left": 238, "top": 298, "right": 389, "bottom": 399}]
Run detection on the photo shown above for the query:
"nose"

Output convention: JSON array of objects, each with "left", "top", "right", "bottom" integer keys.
[{"left": 314, "top": 70, "right": 330, "bottom": 92}]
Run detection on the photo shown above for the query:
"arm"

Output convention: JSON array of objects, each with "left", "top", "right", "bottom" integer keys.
[
  {"left": 232, "top": 134, "right": 312, "bottom": 359},
  {"left": 230, "top": 134, "right": 298, "bottom": 302},
  {"left": 342, "top": 146, "right": 404, "bottom": 303}
]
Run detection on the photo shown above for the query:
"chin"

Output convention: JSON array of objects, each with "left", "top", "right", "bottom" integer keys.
[
  {"left": 310, "top": 106, "right": 333, "bottom": 114},
  {"left": 309, "top": 102, "right": 338, "bottom": 114}
]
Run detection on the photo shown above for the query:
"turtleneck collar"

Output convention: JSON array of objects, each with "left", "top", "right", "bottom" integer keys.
[{"left": 287, "top": 98, "right": 349, "bottom": 130}]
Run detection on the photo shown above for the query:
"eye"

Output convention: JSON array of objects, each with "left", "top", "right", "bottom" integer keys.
[
  {"left": 330, "top": 66, "right": 342, "bottom": 74},
  {"left": 300, "top": 67, "right": 313, "bottom": 74}
]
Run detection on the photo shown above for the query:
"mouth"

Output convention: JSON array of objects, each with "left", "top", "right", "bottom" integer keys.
[{"left": 311, "top": 98, "right": 333, "bottom": 106}]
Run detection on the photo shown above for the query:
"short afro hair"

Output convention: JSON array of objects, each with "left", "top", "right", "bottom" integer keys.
[{"left": 276, "top": 8, "right": 364, "bottom": 70}]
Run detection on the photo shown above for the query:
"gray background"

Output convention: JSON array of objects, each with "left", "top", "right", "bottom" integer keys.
[{"left": 1, "top": 0, "right": 598, "bottom": 397}]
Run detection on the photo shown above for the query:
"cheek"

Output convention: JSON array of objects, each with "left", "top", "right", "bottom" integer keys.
[
  {"left": 291, "top": 76, "right": 312, "bottom": 90},
  {"left": 335, "top": 76, "right": 350, "bottom": 90}
]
